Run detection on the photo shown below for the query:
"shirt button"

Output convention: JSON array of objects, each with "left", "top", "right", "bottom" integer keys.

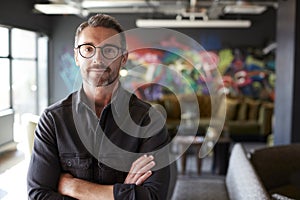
[{"left": 67, "top": 160, "right": 72, "bottom": 167}]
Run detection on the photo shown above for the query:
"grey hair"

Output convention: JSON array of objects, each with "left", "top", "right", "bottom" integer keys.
[{"left": 74, "top": 14, "right": 126, "bottom": 49}]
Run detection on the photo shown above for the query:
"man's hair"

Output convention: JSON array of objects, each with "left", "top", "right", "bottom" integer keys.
[{"left": 74, "top": 14, "right": 126, "bottom": 49}]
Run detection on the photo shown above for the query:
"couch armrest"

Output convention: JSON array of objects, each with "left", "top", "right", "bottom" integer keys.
[{"left": 226, "top": 143, "right": 270, "bottom": 200}]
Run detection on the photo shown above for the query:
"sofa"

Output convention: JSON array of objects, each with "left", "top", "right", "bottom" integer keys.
[
  {"left": 249, "top": 143, "right": 300, "bottom": 199},
  {"left": 150, "top": 94, "right": 274, "bottom": 140},
  {"left": 227, "top": 143, "right": 300, "bottom": 200},
  {"left": 223, "top": 97, "right": 274, "bottom": 141},
  {"left": 172, "top": 143, "right": 300, "bottom": 200}
]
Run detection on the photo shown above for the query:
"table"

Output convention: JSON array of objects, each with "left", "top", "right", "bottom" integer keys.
[
  {"left": 174, "top": 135, "right": 231, "bottom": 175},
  {"left": 174, "top": 136, "right": 204, "bottom": 175}
]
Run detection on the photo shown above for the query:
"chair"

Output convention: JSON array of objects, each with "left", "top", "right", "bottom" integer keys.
[{"left": 21, "top": 113, "right": 39, "bottom": 156}]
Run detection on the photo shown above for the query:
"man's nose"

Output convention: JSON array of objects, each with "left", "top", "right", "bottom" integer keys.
[{"left": 92, "top": 48, "right": 104, "bottom": 63}]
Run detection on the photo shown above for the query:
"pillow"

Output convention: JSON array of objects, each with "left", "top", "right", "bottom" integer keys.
[
  {"left": 246, "top": 98, "right": 261, "bottom": 120},
  {"left": 197, "top": 95, "right": 211, "bottom": 118},
  {"left": 236, "top": 99, "right": 248, "bottom": 121},
  {"left": 225, "top": 98, "right": 240, "bottom": 120}
]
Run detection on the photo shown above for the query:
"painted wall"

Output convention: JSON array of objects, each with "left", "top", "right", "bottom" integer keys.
[{"left": 49, "top": 9, "right": 276, "bottom": 104}]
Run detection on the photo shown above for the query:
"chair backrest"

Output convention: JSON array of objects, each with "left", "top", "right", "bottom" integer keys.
[
  {"left": 21, "top": 113, "right": 39, "bottom": 155},
  {"left": 250, "top": 143, "right": 300, "bottom": 198},
  {"left": 226, "top": 143, "right": 270, "bottom": 200}
]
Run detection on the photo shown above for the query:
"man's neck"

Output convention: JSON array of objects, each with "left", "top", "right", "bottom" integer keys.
[{"left": 83, "top": 82, "right": 119, "bottom": 117}]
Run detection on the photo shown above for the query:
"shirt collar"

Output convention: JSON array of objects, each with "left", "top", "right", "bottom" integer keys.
[{"left": 75, "top": 83, "right": 134, "bottom": 118}]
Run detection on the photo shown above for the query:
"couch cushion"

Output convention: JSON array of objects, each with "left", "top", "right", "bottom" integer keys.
[
  {"left": 226, "top": 143, "right": 270, "bottom": 200},
  {"left": 226, "top": 120, "right": 260, "bottom": 135}
]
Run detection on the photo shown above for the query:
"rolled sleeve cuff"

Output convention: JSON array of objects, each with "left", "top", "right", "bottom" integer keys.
[{"left": 113, "top": 183, "right": 136, "bottom": 200}]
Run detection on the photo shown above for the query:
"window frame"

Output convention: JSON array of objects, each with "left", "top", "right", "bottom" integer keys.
[{"left": 0, "top": 25, "right": 48, "bottom": 114}]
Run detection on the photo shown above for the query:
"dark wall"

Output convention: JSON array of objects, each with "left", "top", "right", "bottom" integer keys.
[
  {"left": 0, "top": 0, "right": 52, "bottom": 34},
  {"left": 49, "top": 9, "right": 276, "bottom": 103}
]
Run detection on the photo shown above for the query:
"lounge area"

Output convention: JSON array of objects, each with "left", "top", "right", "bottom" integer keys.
[{"left": 1, "top": 0, "right": 300, "bottom": 200}]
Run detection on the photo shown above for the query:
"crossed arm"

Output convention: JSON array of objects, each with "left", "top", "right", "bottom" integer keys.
[{"left": 58, "top": 154, "right": 156, "bottom": 200}]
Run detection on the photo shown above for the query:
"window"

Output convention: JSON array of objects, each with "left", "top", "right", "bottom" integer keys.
[
  {"left": 0, "top": 27, "right": 10, "bottom": 111},
  {"left": 0, "top": 59, "right": 10, "bottom": 111},
  {"left": 0, "top": 26, "right": 48, "bottom": 115},
  {"left": 11, "top": 29, "right": 38, "bottom": 115}
]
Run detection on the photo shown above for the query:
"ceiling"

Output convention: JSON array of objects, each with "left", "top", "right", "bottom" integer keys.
[
  {"left": 34, "top": 0, "right": 278, "bottom": 27},
  {"left": 34, "top": 0, "right": 278, "bottom": 16}
]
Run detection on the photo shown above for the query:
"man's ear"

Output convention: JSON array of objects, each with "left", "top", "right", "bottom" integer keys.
[{"left": 74, "top": 48, "right": 80, "bottom": 67}]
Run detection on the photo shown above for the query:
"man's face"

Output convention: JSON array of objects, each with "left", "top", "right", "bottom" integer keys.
[{"left": 75, "top": 26, "right": 127, "bottom": 87}]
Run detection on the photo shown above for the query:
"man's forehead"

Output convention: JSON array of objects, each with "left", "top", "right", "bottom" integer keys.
[{"left": 78, "top": 26, "right": 122, "bottom": 45}]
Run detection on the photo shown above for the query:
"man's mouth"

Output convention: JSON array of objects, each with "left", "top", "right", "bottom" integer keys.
[{"left": 89, "top": 65, "right": 111, "bottom": 73}]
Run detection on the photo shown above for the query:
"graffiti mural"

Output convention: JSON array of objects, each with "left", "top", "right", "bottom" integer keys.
[
  {"left": 123, "top": 37, "right": 275, "bottom": 102},
  {"left": 58, "top": 49, "right": 81, "bottom": 92}
]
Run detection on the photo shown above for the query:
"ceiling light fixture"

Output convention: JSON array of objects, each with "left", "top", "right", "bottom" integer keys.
[
  {"left": 223, "top": 5, "right": 267, "bottom": 14},
  {"left": 136, "top": 19, "right": 251, "bottom": 28},
  {"left": 81, "top": 0, "right": 158, "bottom": 8},
  {"left": 34, "top": 4, "right": 81, "bottom": 14}
]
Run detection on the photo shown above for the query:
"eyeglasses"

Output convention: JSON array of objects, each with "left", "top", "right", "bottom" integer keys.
[{"left": 76, "top": 44, "right": 123, "bottom": 60}]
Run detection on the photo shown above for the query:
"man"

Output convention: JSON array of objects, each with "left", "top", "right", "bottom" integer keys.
[{"left": 27, "top": 14, "right": 172, "bottom": 199}]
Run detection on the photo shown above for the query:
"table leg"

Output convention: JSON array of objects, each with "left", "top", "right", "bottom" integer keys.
[
  {"left": 181, "top": 152, "right": 187, "bottom": 174},
  {"left": 212, "top": 141, "right": 230, "bottom": 175},
  {"left": 197, "top": 157, "right": 202, "bottom": 175}
]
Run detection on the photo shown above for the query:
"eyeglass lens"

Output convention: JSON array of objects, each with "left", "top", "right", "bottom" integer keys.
[{"left": 79, "top": 44, "right": 120, "bottom": 59}]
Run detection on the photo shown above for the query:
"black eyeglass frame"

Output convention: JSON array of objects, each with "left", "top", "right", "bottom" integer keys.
[{"left": 76, "top": 43, "right": 125, "bottom": 60}]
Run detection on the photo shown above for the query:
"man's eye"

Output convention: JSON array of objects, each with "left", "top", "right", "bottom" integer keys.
[
  {"left": 104, "top": 47, "right": 116, "bottom": 54},
  {"left": 84, "top": 46, "right": 94, "bottom": 52}
]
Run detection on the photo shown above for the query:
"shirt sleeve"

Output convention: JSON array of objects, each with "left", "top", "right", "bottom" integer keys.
[
  {"left": 113, "top": 165, "right": 171, "bottom": 200},
  {"left": 113, "top": 123, "right": 173, "bottom": 200},
  {"left": 27, "top": 111, "right": 71, "bottom": 200}
]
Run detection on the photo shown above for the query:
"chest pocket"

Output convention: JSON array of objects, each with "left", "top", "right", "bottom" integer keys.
[{"left": 60, "top": 154, "right": 93, "bottom": 180}]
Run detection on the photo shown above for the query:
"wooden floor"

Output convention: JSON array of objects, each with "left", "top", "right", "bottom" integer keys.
[
  {"left": 0, "top": 149, "right": 28, "bottom": 200},
  {"left": 0, "top": 149, "right": 25, "bottom": 174}
]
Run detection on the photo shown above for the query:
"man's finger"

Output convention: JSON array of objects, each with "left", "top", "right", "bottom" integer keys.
[
  {"left": 129, "top": 160, "right": 155, "bottom": 184},
  {"left": 136, "top": 160, "right": 155, "bottom": 175},
  {"left": 136, "top": 171, "right": 152, "bottom": 186},
  {"left": 124, "top": 155, "right": 155, "bottom": 184},
  {"left": 130, "top": 155, "right": 154, "bottom": 173}
]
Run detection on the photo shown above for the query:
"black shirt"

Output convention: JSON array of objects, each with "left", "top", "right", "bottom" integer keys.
[{"left": 27, "top": 86, "right": 171, "bottom": 200}]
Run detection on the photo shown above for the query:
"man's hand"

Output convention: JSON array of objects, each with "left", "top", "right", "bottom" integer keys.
[{"left": 124, "top": 154, "right": 155, "bottom": 185}]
